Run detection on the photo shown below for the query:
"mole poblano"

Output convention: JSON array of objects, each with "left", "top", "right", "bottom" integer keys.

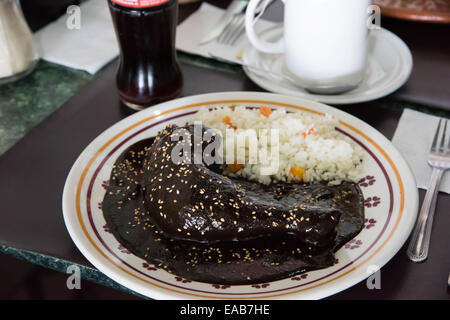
[{"left": 102, "top": 124, "right": 364, "bottom": 284}]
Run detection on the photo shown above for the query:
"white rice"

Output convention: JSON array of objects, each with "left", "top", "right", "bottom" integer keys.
[{"left": 194, "top": 106, "right": 363, "bottom": 185}]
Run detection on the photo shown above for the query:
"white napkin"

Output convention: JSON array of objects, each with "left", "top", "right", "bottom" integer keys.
[
  {"left": 176, "top": 3, "right": 276, "bottom": 63},
  {"left": 34, "top": 0, "right": 119, "bottom": 74},
  {"left": 392, "top": 109, "right": 450, "bottom": 194}
]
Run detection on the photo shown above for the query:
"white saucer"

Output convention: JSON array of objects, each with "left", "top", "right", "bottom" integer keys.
[{"left": 242, "top": 26, "right": 413, "bottom": 105}]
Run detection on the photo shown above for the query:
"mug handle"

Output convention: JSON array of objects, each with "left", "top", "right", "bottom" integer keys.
[{"left": 245, "top": 0, "right": 285, "bottom": 54}]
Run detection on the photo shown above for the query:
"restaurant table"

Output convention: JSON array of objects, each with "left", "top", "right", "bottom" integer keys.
[{"left": 0, "top": 0, "right": 449, "bottom": 299}]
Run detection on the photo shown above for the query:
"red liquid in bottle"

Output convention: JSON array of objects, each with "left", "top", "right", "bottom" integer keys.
[{"left": 108, "top": 0, "right": 183, "bottom": 110}]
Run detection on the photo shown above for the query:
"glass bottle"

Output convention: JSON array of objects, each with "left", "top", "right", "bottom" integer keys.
[{"left": 108, "top": 0, "right": 183, "bottom": 110}]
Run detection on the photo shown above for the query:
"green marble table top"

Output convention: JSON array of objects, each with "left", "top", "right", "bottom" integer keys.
[{"left": 0, "top": 60, "right": 92, "bottom": 156}]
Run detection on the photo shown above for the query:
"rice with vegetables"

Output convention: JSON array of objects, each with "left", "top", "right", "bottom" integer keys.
[{"left": 194, "top": 105, "right": 363, "bottom": 185}]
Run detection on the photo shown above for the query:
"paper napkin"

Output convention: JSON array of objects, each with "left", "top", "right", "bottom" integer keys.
[
  {"left": 34, "top": 0, "right": 119, "bottom": 74},
  {"left": 392, "top": 108, "right": 450, "bottom": 194}
]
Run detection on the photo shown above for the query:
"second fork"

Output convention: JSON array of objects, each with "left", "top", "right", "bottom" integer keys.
[{"left": 406, "top": 119, "right": 450, "bottom": 262}]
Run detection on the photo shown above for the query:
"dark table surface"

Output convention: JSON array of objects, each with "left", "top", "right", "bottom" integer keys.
[{"left": 1, "top": 1, "right": 449, "bottom": 299}]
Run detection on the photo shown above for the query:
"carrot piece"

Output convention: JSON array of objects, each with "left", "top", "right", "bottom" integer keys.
[
  {"left": 260, "top": 106, "right": 272, "bottom": 118},
  {"left": 228, "top": 161, "right": 244, "bottom": 173},
  {"left": 222, "top": 116, "right": 237, "bottom": 129},
  {"left": 290, "top": 166, "right": 306, "bottom": 180},
  {"left": 302, "top": 127, "right": 315, "bottom": 137}
]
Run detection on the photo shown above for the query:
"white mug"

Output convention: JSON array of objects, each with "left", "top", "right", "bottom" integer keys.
[{"left": 245, "top": 0, "right": 371, "bottom": 94}]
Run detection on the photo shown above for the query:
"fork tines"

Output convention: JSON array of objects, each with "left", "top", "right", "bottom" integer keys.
[{"left": 431, "top": 119, "right": 450, "bottom": 154}]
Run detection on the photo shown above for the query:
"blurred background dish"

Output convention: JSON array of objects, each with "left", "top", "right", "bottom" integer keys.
[{"left": 373, "top": 0, "right": 450, "bottom": 23}]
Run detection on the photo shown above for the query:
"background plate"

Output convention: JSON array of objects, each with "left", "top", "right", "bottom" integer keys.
[{"left": 374, "top": 0, "right": 450, "bottom": 23}]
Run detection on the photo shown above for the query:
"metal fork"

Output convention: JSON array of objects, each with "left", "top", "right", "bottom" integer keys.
[
  {"left": 217, "top": 14, "right": 245, "bottom": 45},
  {"left": 407, "top": 119, "right": 450, "bottom": 262},
  {"left": 217, "top": 0, "right": 276, "bottom": 46}
]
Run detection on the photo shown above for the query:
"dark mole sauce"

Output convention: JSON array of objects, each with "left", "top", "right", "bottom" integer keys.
[{"left": 103, "top": 127, "right": 365, "bottom": 285}]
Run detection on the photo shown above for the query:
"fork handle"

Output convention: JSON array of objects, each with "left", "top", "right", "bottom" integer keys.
[{"left": 407, "top": 167, "right": 444, "bottom": 262}]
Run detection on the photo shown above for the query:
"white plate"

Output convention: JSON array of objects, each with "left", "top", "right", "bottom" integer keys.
[
  {"left": 62, "top": 92, "right": 418, "bottom": 299},
  {"left": 242, "top": 27, "right": 413, "bottom": 105}
]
